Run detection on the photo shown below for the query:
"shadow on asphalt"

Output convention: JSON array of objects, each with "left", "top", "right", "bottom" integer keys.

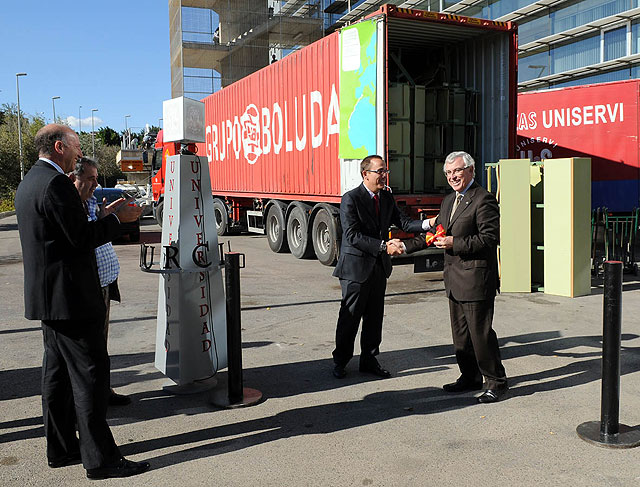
[
  {"left": 0, "top": 222, "right": 18, "bottom": 232},
  {"left": 243, "top": 287, "right": 445, "bottom": 311},
  {"left": 3, "top": 330, "right": 640, "bottom": 461},
  {"left": 119, "top": 386, "right": 479, "bottom": 469},
  {"left": 590, "top": 272, "right": 640, "bottom": 294},
  {"left": 0, "top": 326, "right": 41, "bottom": 335}
]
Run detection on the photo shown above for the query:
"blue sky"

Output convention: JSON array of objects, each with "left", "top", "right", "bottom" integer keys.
[{"left": 0, "top": 1, "right": 170, "bottom": 133}]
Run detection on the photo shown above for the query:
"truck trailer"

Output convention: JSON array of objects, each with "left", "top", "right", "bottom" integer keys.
[
  {"left": 152, "top": 5, "right": 517, "bottom": 266},
  {"left": 517, "top": 79, "right": 640, "bottom": 213}
]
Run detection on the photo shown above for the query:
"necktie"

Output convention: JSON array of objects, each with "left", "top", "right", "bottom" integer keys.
[
  {"left": 373, "top": 193, "right": 380, "bottom": 217},
  {"left": 449, "top": 193, "right": 463, "bottom": 222}
]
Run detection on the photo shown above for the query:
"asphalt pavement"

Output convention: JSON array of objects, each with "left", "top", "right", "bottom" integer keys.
[{"left": 1, "top": 214, "right": 640, "bottom": 486}]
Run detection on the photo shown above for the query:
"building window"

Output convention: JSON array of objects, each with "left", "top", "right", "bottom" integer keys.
[
  {"left": 518, "top": 15, "right": 552, "bottom": 46},
  {"left": 182, "top": 7, "right": 217, "bottom": 44},
  {"left": 443, "top": 0, "right": 462, "bottom": 9},
  {"left": 550, "top": 66, "right": 632, "bottom": 89},
  {"left": 603, "top": 25, "right": 628, "bottom": 61},
  {"left": 551, "top": 0, "right": 634, "bottom": 34},
  {"left": 519, "top": 49, "right": 550, "bottom": 83},
  {"left": 458, "top": 0, "right": 532, "bottom": 20},
  {"left": 552, "top": 34, "right": 600, "bottom": 73},
  {"left": 632, "top": 19, "right": 640, "bottom": 53}
]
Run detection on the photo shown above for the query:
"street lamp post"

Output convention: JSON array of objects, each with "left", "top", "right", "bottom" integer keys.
[
  {"left": 16, "top": 72, "right": 27, "bottom": 180},
  {"left": 79, "top": 105, "right": 82, "bottom": 132},
  {"left": 91, "top": 108, "right": 98, "bottom": 158},
  {"left": 124, "top": 114, "right": 131, "bottom": 149},
  {"left": 51, "top": 96, "right": 60, "bottom": 123}
]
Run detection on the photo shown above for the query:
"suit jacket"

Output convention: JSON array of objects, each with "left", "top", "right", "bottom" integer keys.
[
  {"left": 15, "top": 160, "right": 122, "bottom": 321},
  {"left": 404, "top": 181, "right": 499, "bottom": 301},
  {"left": 333, "top": 183, "right": 423, "bottom": 283}
]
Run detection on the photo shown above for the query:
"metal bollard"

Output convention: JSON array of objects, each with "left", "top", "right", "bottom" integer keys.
[
  {"left": 576, "top": 261, "right": 640, "bottom": 448},
  {"left": 601, "top": 260, "right": 622, "bottom": 436},
  {"left": 210, "top": 251, "right": 262, "bottom": 408},
  {"left": 225, "top": 252, "right": 244, "bottom": 403}
]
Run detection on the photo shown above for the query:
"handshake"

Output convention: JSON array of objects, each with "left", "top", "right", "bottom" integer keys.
[{"left": 386, "top": 238, "right": 405, "bottom": 256}]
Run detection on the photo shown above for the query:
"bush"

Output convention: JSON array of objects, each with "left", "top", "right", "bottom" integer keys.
[{"left": 0, "top": 191, "right": 16, "bottom": 212}]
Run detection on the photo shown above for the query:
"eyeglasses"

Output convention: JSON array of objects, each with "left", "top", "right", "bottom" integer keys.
[
  {"left": 444, "top": 167, "right": 468, "bottom": 177},
  {"left": 365, "top": 169, "right": 390, "bottom": 175}
]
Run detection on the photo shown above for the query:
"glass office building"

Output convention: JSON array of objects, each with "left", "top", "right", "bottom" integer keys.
[
  {"left": 169, "top": 0, "right": 328, "bottom": 99},
  {"left": 438, "top": 0, "right": 640, "bottom": 91},
  {"left": 170, "top": 0, "right": 640, "bottom": 98},
  {"left": 325, "top": 0, "right": 640, "bottom": 91}
]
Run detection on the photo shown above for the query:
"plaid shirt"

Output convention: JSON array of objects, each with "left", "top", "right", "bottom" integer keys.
[{"left": 86, "top": 196, "right": 120, "bottom": 287}]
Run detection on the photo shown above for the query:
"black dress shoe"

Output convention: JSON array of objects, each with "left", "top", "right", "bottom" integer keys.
[
  {"left": 333, "top": 364, "right": 347, "bottom": 379},
  {"left": 477, "top": 386, "right": 509, "bottom": 403},
  {"left": 442, "top": 378, "right": 483, "bottom": 393},
  {"left": 48, "top": 452, "right": 81, "bottom": 468},
  {"left": 86, "top": 457, "right": 150, "bottom": 480},
  {"left": 359, "top": 361, "right": 391, "bottom": 378},
  {"left": 108, "top": 391, "right": 131, "bottom": 406}
]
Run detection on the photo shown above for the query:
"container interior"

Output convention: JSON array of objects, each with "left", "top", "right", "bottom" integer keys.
[{"left": 385, "top": 17, "right": 512, "bottom": 194}]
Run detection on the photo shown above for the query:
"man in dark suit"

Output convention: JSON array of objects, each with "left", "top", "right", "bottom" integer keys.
[
  {"left": 15, "top": 124, "right": 149, "bottom": 478},
  {"left": 403, "top": 151, "right": 508, "bottom": 403},
  {"left": 332, "top": 155, "right": 428, "bottom": 379}
]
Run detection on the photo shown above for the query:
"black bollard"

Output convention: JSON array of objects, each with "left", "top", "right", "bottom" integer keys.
[
  {"left": 576, "top": 261, "right": 640, "bottom": 448},
  {"left": 601, "top": 260, "right": 622, "bottom": 436},
  {"left": 210, "top": 251, "right": 262, "bottom": 408},
  {"left": 225, "top": 252, "right": 244, "bottom": 403}
]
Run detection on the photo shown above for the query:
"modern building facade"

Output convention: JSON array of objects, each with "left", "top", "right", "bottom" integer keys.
[
  {"left": 440, "top": 0, "right": 640, "bottom": 91},
  {"left": 170, "top": 0, "right": 329, "bottom": 98},
  {"left": 170, "top": 0, "right": 640, "bottom": 98}
]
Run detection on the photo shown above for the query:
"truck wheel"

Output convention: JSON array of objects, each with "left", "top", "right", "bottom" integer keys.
[
  {"left": 213, "top": 198, "right": 228, "bottom": 236},
  {"left": 312, "top": 208, "right": 339, "bottom": 266},
  {"left": 266, "top": 204, "right": 289, "bottom": 253},
  {"left": 287, "top": 205, "right": 313, "bottom": 259},
  {"left": 155, "top": 200, "right": 164, "bottom": 227}
]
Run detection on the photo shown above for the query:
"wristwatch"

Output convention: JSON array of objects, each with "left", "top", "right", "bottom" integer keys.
[{"left": 379, "top": 240, "right": 386, "bottom": 253}]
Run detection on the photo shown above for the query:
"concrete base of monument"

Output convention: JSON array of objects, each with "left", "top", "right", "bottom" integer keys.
[
  {"left": 210, "top": 387, "right": 263, "bottom": 409},
  {"left": 161, "top": 376, "right": 218, "bottom": 395}
]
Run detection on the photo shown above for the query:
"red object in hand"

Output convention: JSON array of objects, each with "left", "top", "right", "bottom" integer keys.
[
  {"left": 424, "top": 232, "right": 435, "bottom": 246},
  {"left": 424, "top": 224, "right": 446, "bottom": 247}
]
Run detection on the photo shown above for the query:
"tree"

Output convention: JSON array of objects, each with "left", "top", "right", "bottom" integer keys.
[
  {"left": 96, "top": 126, "right": 121, "bottom": 147},
  {"left": 0, "top": 104, "right": 44, "bottom": 196},
  {"left": 78, "top": 132, "right": 123, "bottom": 187}
]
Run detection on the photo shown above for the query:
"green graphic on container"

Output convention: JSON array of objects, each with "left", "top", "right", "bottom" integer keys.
[{"left": 339, "top": 20, "right": 377, "bottom": 159}]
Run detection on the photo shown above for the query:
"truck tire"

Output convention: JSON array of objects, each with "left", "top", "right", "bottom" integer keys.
[
  {"left": 312, "top": 208, "right": 339, "bottom": 266},
  {"left": 213, "top": 198, "right": 228, "bottom": 236},
  {"left": 266, "top": 203, "right": 289, "bottom": 253},
  {"left": 155, "top": 200, "right": 164, "bottom": 227},
  {"left": 287, "top": 205, "right": 314, "bottom": 259}
]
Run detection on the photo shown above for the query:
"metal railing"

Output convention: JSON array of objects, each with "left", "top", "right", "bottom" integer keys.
[{"left": 591, "top": 207, "right": 639, "bottom": 276}]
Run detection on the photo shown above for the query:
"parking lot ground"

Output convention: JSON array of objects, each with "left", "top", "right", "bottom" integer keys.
[{"left": 1, "top": 215, "right": 640, "bottom": 486}]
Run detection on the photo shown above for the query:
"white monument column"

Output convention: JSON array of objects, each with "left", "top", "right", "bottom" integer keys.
[{"left": 153, "top": 97, "right": 227, "bottom": 389}]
